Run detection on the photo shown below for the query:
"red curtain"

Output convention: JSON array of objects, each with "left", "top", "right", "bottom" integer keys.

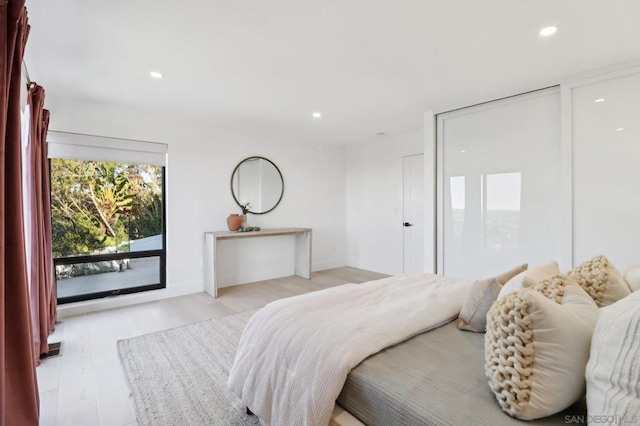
[
  {"left": 27, "top": 84, "right": 55, "bottom": 364},
  {"left": 1, "top": 1, "right": 40, "bottom": 425}
]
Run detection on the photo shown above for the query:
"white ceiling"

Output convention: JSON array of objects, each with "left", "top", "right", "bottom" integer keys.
[{"left": 25, "top": 0, "right": 640, "bottom": 144}]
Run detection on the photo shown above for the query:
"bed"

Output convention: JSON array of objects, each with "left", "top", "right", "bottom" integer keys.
[
  {"left": 338, "top": 320, "right": 586, "bottom": 426},
  {"left": 229, "top": 273, "right": 471, "bottom": 425},
  {"left": 228, "top": 272, "right": 592, "bottom": 426}
]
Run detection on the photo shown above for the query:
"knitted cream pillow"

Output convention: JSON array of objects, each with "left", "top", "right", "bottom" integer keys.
[
  {"left": 485, "top": 275, "right": 598, "bottom": 420},
  {"left": 568, "top": 255, "right": 631, "bottom": 307},
  {"left": 586, "top": 291, "right": 640, "bottom": 421},
  {"left": 458, "top": 263, "right": 528, "bottom": 332},
  {"left": 497, "top": 261, "right": 559, "bottom": 300}
]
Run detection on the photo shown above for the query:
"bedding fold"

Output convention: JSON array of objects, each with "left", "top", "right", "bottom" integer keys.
[{"left": 228, "top": 273, "right": 473, "bottom": 426}]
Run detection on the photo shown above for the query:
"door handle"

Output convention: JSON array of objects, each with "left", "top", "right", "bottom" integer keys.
[{"left": 403, "top": 222, "right": 413, "bottom": 227}]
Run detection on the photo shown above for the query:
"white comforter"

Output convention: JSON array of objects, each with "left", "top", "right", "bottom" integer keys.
[{"left": 227, "top": 273, "right": 473, "bottom": 426}]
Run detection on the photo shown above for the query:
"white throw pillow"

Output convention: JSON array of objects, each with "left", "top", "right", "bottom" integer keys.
[
  {"left": 485, "top": 275, "right": 598, "bottom": 420},
  {"left": 624, "top": 262, "right": 640, "bottom": 292},
  {"left": 497, "top": 261, "right": 559, "bottom": 300},
  {"left": 586, "top": 291, "right": 640, "bottom": 423},
  {"left": 494, "top": 263, "right": 529, "bottom": 286},
  {"left": 568, "top": 255, "right": 631, "bottom": 307},
  {"left": 458, "top": 264, "right": 528, "bottom": 333},
  {"left": 458, "top": 278, "right": 501, "bottom": 333}
]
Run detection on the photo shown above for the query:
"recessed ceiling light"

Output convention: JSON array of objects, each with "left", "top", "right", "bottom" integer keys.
[
  {"left": 312, "top": 112, "right": 322, "bottom": 118},
  {"left": 616, "top": 127, "right": 625, "bottom": 131},
  {"left": 460, "top": 150, "right": 466, "bottom": 153},
  {"left": 539, "top": 26, "right": 558, "bottom": 37},
  {"left": 594, "top": 98, "right": 605, "bottom": 103},
  {"left": 149, "top": 71, "right": 164, "bottom": 79}
]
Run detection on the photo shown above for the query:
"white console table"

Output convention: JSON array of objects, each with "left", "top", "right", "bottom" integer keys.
[{"left": 203, "top": 227, "right": 312, "bottom": 297}]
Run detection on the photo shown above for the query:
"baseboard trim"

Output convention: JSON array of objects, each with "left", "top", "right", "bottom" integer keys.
[
  {"left": 313, "top": 259, "right": 347, "bottom": 272},
  {"left": 217, "top": 266, "right": 295, "bottom": 288}
]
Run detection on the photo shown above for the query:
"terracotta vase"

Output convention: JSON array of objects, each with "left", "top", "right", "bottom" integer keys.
[{"left": 227, "top": 214, "right": 242, "bottom": 231}]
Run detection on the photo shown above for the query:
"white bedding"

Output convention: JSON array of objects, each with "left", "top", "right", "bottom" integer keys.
[{"left": 227, "top": 273, "right": 473, "bottom": 426}]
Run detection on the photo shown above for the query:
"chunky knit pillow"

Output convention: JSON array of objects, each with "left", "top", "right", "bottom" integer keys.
[
  {"left": 568, "top": 255, "right": 631, "bottom": 307},
  {"left": 485, "top": 275, "right": 598, "bottom": 420}
]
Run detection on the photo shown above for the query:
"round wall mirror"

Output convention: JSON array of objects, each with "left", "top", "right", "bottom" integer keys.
[{"left": 231, "top": 156, "right": 284, "bottom": 214}]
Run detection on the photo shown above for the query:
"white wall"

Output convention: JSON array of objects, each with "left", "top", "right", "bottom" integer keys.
[
  {"left": 50, "top": 98, "right": 346, "bottom": 314},
  {"left": 346, "top": 131, "right": 422, "bottom": 275}
]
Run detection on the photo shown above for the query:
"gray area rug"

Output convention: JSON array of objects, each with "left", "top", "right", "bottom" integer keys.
[{"left": 118, "top": 309, "right": 260, "bottom": 426}]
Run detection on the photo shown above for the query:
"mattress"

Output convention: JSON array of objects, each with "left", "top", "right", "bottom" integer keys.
[{"left": 337, "top": 320, "right": 587, "bottom": 426}]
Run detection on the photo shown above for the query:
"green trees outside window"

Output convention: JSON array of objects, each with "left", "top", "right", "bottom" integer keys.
[{"left": 50, "top": 159, "right": 163, "bottom": 258}]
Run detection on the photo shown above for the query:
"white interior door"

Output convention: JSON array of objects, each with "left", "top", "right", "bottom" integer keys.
[{"left": 403, "top": 154, "right": 424, "bottom": 274}]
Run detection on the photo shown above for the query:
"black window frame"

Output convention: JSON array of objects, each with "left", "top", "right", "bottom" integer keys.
[{"left": 51, "top": 164, "right": 167, "bottom": 304}]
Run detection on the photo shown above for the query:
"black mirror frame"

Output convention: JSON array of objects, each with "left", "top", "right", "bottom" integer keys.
[{"left": 230, "top": 156, "right": 284, "bottom": 215}]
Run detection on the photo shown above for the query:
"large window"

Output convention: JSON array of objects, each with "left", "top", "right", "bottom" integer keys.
[{"left": 48, "top": 132, "right": 167, "bottom": 304}]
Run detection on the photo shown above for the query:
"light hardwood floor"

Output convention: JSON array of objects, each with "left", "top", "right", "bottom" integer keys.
[{"left": 38, "top": 267, "right": 388, "bottom": 426}]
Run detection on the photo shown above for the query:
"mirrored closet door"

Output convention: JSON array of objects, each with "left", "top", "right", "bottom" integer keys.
[
  {"left": 436, "top": 88, "right": 563, "bottom": 279},
  {"left": 572, "top": 71, "right": 640, "bottom": 269}
]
